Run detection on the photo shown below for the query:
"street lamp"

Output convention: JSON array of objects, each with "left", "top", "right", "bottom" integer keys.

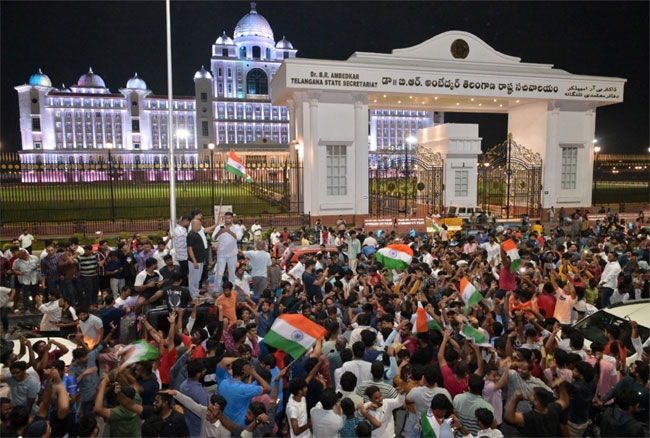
[
  {"left": 105, "top": 141, "right": 116, "bottom": 222},
  {"left": 593, "top": 145, "right": 601, "bottom": 206},
  {"left": 404, "top": 136, "right": 417, "bottom": 216},
  {"left": 208, "top": 142, "right": 215, "bottom": 216}
]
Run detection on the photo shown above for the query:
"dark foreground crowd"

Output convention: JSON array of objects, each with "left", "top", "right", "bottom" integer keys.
[{"left": 0, "top": 208, "right": 648, "bottom": 438}]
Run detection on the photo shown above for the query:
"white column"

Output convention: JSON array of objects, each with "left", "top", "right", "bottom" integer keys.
[{"left": 353, "top": 94, "right": 369, "bottom": 214}]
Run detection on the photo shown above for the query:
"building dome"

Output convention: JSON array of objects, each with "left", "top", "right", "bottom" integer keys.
[
  {"left": 234, "top": 2, "right": 273, "bottom": 41},
  {"left": 28, "top": 68, "right": 52, "bottom": 87},
  {"left": 194, "top": 66, "right": 213, "bottom": 80},
  {"left": 276, "top": 36, "right": 293, "bottom": 49},
  {"left": 126, "top": 72, "right": 147, "bottom": 90},
  {"left": 76, "top": 67, "right": 106, "bottom": 88},
  {"left": 215, "top": 31, "right": 234, "bottom": 45}
]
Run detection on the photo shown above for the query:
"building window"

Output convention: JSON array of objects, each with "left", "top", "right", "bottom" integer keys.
[
  {"left": 202, "top": 121, "right": 209, "bottom": 137},
  {"left": 32, "top": 117, "right": 41, "bottom": 131},
  {"left": 227, "top": 68, "right": 232, "bottom": 78},
  {"left": 246, "top": 68, "right": 268, "bottom": 95},
  {"left": 200, "top": 92, "right": 207, "bottom": 102},
  {"left": 218, "top": 68, "right": 222, "bottom": 76},
  {"left": 326, "top": 145, "right": 347, "bottom": 196},
  {"left": 454, "top": 170, "right": 469, "bottom": 197},
  {"left": 222, "top": 49, "right": 228, "bottom": 57},
  {"left": 252, "top": 46, "right": 261, "bottom": 58},
  {"left": 266, "top": 48, "right": 271, "bottom": 59},
  {"left": 132, "top": 119, "right": 140, "bottom": 133},
  {"left": 239, "top": 47, "right": 247, "bottom": 58},
  {"left": 561, "top": 146, "right": 578, "bottom": 189},
  {"left": 284, "top": 51, "right": 289, "bottom": 59},
  {"left": 227, "top": 84, "right": 232, "bottom": 94}
]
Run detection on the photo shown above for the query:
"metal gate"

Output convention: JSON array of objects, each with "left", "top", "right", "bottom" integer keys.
[
  {"left": 478, "top": 135, "right": 543, "bottom": 219},
  {"left": 369, "top": 145, "right": 444, "bottom": 217}
]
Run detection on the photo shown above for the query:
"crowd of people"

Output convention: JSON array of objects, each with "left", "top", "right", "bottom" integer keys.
[{"left": 0, "top": 207, "right": 648, "bottom": 438}]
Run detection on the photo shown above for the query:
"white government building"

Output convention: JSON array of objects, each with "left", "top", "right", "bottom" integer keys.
[{"left": 15, "top": 2, "right": 625, "bottom": 219}]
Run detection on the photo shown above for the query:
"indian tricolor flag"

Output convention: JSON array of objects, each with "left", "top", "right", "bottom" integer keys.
[
  {"left": 415, "top": 306, "right": 442, "bottom": 333},
  {"left": 460, "top": 277, "right": 483, "bottom": 313},
  {"left": 426, "top": 215, "right": 441, "bottom": 234},
  {"left": 263, "top": 314, "right": 327, "bottom": 359},
  {"left": 502, "top": 239, "right": 521, "bottom": 272},
  {"left": 119, "top": 340, "right": 160, "bottom": 369},
  {"left": 421, "top": 409, "right": 440, "bottom": 438},
  {"left": 461, "top": 323, "right": 487, "bottom": 344},
  {"left": 375, "top": 244, "right": 413, "bottom": 271},
  {"left": 226, "top": 150, "right": 252, "bottom": 182}
]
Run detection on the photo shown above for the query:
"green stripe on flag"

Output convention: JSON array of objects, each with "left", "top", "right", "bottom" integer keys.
[
  {"left": 461, "top": 324, "right": 486, "bottom": 344},
  {"left": 428, "top": 319, "right": 442, "bottom": 332},
  {"left": 421, "top": 409, "right": 437, "bottom": 438},
  {"left": 263, "top": 329, "right": 308, "bottom": 359}
]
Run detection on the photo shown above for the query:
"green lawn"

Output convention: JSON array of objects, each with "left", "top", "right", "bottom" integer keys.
[{"left": 1, "top": 182, "right": 286, "bottom": 222}]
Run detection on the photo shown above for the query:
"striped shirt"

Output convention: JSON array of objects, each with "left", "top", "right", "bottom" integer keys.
[{"left": 78, "top": 253, "right": 98, "bottom": 277}]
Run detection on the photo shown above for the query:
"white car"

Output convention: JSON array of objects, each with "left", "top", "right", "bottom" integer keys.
[{"left": 566, "top": 299, "right": 650, "bottom": 364}]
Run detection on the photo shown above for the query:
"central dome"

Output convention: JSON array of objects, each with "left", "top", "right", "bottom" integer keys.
[
  {"left": 234, "top": 2, "right": 273, "bottom": 41},
  {"left": 77, "top": 67, "right": 106, "bottom": 88}
]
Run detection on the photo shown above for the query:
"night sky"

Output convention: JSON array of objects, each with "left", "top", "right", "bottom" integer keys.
[{"left": 1, "top": 1, "right": 648, "bottom": 154}]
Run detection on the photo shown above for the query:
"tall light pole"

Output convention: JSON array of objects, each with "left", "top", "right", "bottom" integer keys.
[
  {"left": 405, "top": 136, "right": 417, "bottom": 216},
  {"left": 105, "top": 141, "right": 116, "bottom": 222},
  {"left": 208, "top": 142, "right": 215, "bottom": 215},
  {"left": 165, "top": 0, "right": 176, "bottom": 236},
  {"left": 593, "top": 144, "right": 601, "bottom": 206}
]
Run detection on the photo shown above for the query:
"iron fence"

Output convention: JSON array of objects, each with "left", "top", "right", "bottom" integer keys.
[{"left": 0, "top": 152, "right": 304, "bottom": 224}]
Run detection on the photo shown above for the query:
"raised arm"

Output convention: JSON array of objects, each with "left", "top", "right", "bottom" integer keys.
[
  {"left": 438, "top": 329, "right": 451, "bottom": 367},
  {"left": 94, "top": 375, "right": 112, "bottom": 420}
]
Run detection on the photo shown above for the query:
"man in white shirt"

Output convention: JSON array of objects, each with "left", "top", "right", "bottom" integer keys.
[
  {"left": 286, "top": 378, "right": 312, "bottom": 438},
  {"left": 212, "top": 212, "right": 243, "bottom": 294},
  {"left": 358, "top": 385, "right": 405, "bottom": 438},
  {"left": 173, "top": 215, "right": 191, "bottom": 282},
  {"left": 242, "top": 240, "right": 271, "bottom": 297},
  {"left": 152, "top": 238, "right": 171, "bottom": 270},
  {"left": 251, "top": 219, "right": 263, "bottom": 243},
  {"left": 362, "top": 232, "right": 378, "bottom": 248},
  {"left": 18, "top": 230, "right": 35, "bottom": 254},
  {"left": 335, "top": 342, "right": 372, "bottom": 391},
  {"left": 310, "top": 388, "right": 343, "bottom": 438},
  {"left": 598, "top": 251, "right": 621, "bottom": 308},
  {"left": 480, "top": 233, "right": 501, "bottom": 266}
]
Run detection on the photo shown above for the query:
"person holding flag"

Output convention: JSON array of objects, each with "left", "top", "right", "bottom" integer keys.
[{"left": 497, "top": 240, "right": 518, "bottom": 299}]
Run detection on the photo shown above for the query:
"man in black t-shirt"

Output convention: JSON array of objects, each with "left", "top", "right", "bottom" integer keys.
[
  {"left": 186, "top": 219, "right": 208, "bottom": 300},
  {"left": 163, "top": 273, "right": 193, "bottom": 312},
  {"left": 116, "top": 388, "right": 190, "bottom": 438},
  {"left": 505, "top": 386, "right": 569, "bottom": 437}
]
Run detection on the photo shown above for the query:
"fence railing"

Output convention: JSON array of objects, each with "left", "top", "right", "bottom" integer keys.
[{"left": 0, "top": 152, "right": 303, "bottom": 223}]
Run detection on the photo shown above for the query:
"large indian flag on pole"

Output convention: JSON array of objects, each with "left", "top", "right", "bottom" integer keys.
[
  {"left": 375, "top": 244, "right": 413, "bottom": 270},
  {"left": 226, "top": 150, "right": 252, "bottom": 182},
  {"left": 460, "top": 277, "right": 483, "bottom": 313},
  {"left": 263, "top": 314, "right": 327, "bottom": 359},
  {"left": 502, "top": 239, "right": 521, "bottom": 272}
]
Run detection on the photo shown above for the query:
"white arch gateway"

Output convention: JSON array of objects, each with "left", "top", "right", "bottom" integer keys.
[{"left": 270, "top": 31, "right": 626, "bottom": 220}]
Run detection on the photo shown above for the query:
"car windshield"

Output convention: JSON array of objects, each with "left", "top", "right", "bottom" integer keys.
[{"left": 574, "top": 310, "right": 650, "bottom": 357}]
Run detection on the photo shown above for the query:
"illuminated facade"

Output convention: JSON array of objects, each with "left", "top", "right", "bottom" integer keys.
[{"left": 15, "top": 2, "right": 440, "bottom": 179}]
